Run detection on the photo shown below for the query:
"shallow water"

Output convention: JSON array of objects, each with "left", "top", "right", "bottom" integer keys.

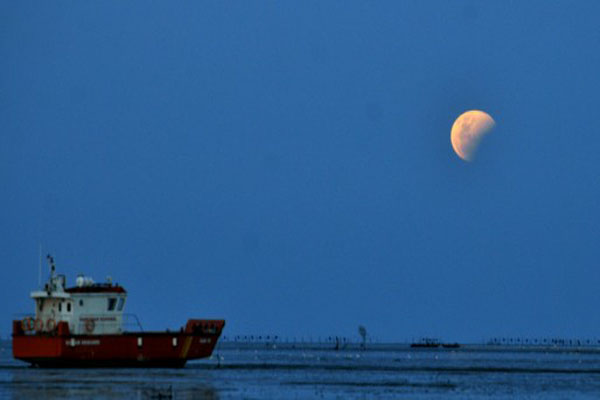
[{"left": 2, "top": 342, "right": 600, "bottom": 399}]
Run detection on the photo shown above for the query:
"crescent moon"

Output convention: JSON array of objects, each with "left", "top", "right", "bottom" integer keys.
[{"left": 450, "top": 110, "right": 495, "bottom": 161}]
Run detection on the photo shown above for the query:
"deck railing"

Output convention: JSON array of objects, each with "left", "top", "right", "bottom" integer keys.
[{"left": 13, "top": 313, "right": 145, "bottom": 335}]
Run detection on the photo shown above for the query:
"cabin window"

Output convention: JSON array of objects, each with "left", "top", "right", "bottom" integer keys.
[
  {"left": 67, "top": 302, "right": 72, "bottom": 312},
  {"left": 117, "top": 298, "right": 125, "bottom": 311},
  {"left": 107, "top": 298, "right": 117, "bottom": 311},
  {"left": 58, "top": 302, "right": 62, "bottom": 312},
  {"left": 79, "top": 300, "right": 84, "bottom": 306}
]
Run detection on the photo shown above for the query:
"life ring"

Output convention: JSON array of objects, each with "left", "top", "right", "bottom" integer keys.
[
  {"left": 85, "top": 319, "right": 95, "bottom": 334},
  {"left": 21, "top": 317, "right": 34, "bottom": 331},
  {"left": 34, "top": 318, "right": 44, "bottom": 332},
  {"left": 46, "top": 318, "right": 56, "bottom": 331}
]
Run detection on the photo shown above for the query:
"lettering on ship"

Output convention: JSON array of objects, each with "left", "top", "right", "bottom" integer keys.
[{"left": 66, "top": 339, "right": 101, "bottom": 347}]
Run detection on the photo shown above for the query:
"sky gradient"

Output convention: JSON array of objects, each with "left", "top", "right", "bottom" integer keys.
[{"left": 2, "top": 1, "right": 600, "bottom": 342}]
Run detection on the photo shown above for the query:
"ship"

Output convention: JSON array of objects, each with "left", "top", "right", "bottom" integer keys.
[
  {"left": 410, "top": 337, "right": 441, "bottom": 348},
  {"left": 12, "top": 255, "right": 225, "bottom": 368}
]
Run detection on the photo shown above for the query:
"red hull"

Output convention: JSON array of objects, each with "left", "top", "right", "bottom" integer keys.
[{"left": 12, "top": 319, "right": 224, "bottom": 368}]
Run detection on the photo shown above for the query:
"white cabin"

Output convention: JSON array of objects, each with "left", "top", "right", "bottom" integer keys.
[{"left": 30, "top": 256, "right": 127, "bottom": 335}]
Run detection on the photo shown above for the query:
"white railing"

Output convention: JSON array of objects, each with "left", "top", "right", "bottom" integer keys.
[{"left": 14, "top": 313, "right": 145, "bottom": 335}]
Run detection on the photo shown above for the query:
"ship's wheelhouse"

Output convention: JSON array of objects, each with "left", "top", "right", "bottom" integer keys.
[{"left": 30, "top": 265, "right": 127, "bottom": 335}]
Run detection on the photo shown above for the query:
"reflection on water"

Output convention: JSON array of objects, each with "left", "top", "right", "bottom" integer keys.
[
  {"left": 3, "top": 343, "right": 600, "bottom": 399},
  {"left": 5, "top": 368, "right": 219, "bottom": 400}
]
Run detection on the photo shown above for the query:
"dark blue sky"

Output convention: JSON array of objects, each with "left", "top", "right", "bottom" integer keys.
[{"left": 2, "top": 1, "right": 600, "bottom": 342}]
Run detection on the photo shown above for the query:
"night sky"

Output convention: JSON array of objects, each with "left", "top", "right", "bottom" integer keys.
[{"left": 2, "top": 1, "right": 600, "bottom": 342}]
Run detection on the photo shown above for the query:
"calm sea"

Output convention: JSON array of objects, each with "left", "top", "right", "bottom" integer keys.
[{"left": 2, "top": 341, "right": 600, "bottom": 399}]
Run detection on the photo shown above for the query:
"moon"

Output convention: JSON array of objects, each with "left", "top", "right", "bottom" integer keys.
[{"left": 450, "top": 110, "right": 495, "bottom": 161}]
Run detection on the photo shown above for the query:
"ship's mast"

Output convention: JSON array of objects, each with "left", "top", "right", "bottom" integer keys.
[
  {"left": 47, "top": 254, "right": 55, "bottom": 278},
  {"left": 38, "top": 244, "right": 42, "bottom": 289}
]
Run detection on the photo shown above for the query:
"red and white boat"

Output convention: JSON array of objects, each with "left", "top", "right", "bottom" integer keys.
[{"left": 12, "top": 255, "right": 225, "bottom": 368}]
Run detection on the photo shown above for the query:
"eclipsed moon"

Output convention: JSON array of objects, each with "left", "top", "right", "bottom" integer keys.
[{"left": 450, "top": 110, "right": 495, "bottom": 161}]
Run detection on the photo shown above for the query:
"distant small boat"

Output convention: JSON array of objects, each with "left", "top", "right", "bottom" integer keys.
[
  {"left": 442, "top": 343, "right": 460, "bottom": 349},
  {"left": 410, "top": 338, "right": 440, "bottom": 348},
  {"left": 410, "top": 343, "right": 440, "bottom": 348}
]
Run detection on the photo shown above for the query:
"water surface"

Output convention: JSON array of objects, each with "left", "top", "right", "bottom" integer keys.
[{"left": 2, "top": 342, "right": 600, "bottom": 399}]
